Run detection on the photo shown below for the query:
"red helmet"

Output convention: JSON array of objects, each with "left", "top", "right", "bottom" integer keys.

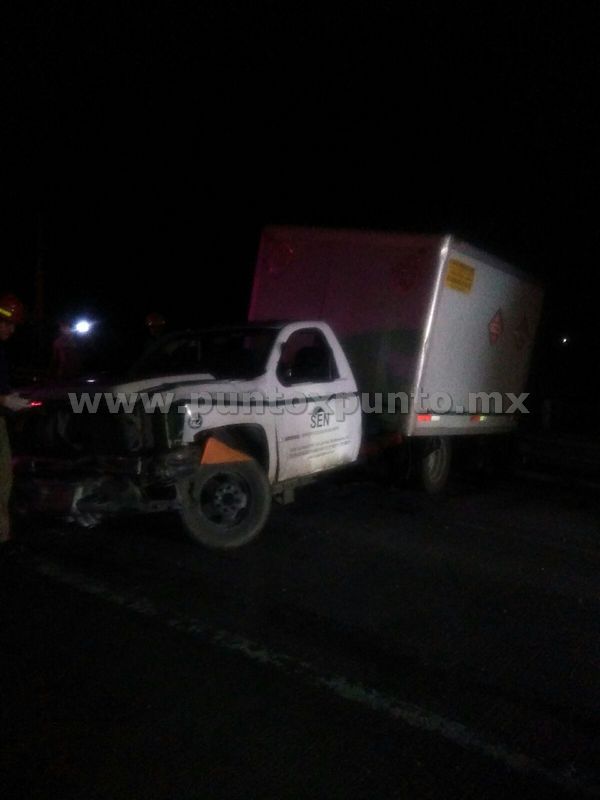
[
  {"left": 0, "top": 292, "right": 25, "bottom": 324},
  {"left": 145, "top": 311, "right": 166, "bottom": 328}
]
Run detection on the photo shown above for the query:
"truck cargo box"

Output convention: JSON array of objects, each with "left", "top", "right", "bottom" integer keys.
[{"left": 249, "top": 226, "right": 543, "bottom": 437}]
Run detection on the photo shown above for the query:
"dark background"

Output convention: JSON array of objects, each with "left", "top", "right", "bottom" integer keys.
[{"left": 2, "top": 3, "right": 599, "bottom": 393}]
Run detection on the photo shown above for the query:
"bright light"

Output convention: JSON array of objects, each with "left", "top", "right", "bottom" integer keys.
[
  {"left": 73, "top": 319, "right": 92, "bottom": 335},
  {"left": 561, "top": 336, "right": 569, "bottom": 345}
]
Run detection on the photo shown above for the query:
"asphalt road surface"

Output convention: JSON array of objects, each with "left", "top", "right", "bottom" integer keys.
[{"left": 1, "top": 466, "right": 599, "bottom": 799}]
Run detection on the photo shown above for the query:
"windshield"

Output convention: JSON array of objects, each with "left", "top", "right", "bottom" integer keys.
[{"left": 129, "top": 327, "right": 279, "bottom": 379}]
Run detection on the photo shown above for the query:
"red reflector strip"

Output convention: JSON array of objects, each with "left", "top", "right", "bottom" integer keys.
[
  {"left": 417, "top": 414, "right": 432, "bottom": 423},
  {"left": 29, "top": 401, "right": 43, "bottom": 408}
]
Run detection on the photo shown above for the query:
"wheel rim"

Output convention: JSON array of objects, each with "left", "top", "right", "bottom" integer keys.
[{"left": 193, "top": 472, "right": 251, "bottom": 528}]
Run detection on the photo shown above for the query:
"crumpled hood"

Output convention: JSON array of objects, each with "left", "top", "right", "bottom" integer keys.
[
  {"left": 23, "top": 372, "right": 269, "bottom": 410},
  {"left": 106, "top": 372, "right": 267, "bottom": 400},
  {"left": 20, "top": 371, "right": 257, "bottom": 401}
]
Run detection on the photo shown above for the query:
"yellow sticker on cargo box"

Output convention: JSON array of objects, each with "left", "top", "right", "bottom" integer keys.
[{"left": 445, "top": 259, "right": 475, "bottom": 293}]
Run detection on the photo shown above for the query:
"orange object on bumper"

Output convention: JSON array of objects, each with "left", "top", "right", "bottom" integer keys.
[{"left": 200, "top": 437, "right": 252, "bottom": 465}]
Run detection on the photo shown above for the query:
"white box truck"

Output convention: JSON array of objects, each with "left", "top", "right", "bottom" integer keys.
[
  {"left": 13, "top": 226, "right": 543, "bottom": 548},
  {"left": 249, "top": 226, "right": 544, "bottom": 492}
]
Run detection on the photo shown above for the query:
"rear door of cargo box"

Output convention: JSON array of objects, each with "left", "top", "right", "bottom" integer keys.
[{"left": 411, "top": 241, "right": 543, "bottom": 436}]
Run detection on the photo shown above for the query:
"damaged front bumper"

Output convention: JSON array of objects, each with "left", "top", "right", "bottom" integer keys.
[{"left": 13, "top": 445, "right": 203, "bottom": 526}]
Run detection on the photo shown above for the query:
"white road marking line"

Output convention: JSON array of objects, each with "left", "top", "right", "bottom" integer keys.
[{"left": 35, "top": 558, "right": 599, "bottom": 797}]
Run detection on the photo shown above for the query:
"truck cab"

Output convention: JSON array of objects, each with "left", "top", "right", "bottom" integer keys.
[
  {"left": 174, "top": 321, "right": 361, "bottom": 484},
  {"left": 13, "top": 321, "right": 361, "bottom": 549}
]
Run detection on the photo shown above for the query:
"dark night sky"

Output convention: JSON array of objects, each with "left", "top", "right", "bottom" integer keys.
[{"left": 3, "top": 3, "right": 600, "bottom": 369}]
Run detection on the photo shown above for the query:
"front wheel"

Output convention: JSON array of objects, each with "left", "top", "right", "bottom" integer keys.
[
  {"left": 177, "top": 459, "right": 271, "bottom": 549},
  {"left": 418, "top": 437, "right": 452, "bottom": 495}
]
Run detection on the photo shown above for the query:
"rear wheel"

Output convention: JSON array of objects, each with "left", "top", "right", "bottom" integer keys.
[
  {"left": 177, "top": 459, "right": 271, "bottom": 549},
  {"left": 418, "top": 437, "right": 452, "bottom": 495}
]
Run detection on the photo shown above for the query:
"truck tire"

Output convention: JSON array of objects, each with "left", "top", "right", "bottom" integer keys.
[
  {"left": 177, "top": 459, "right": 271, "bottom": 549},
  {"left": 418, "top": 437, "right": 452, "bottom": 495}
]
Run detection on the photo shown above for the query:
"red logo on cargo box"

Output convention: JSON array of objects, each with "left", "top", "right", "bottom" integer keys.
[{"left": 488, "top": 309, "right": 503, "bottom": 344}]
